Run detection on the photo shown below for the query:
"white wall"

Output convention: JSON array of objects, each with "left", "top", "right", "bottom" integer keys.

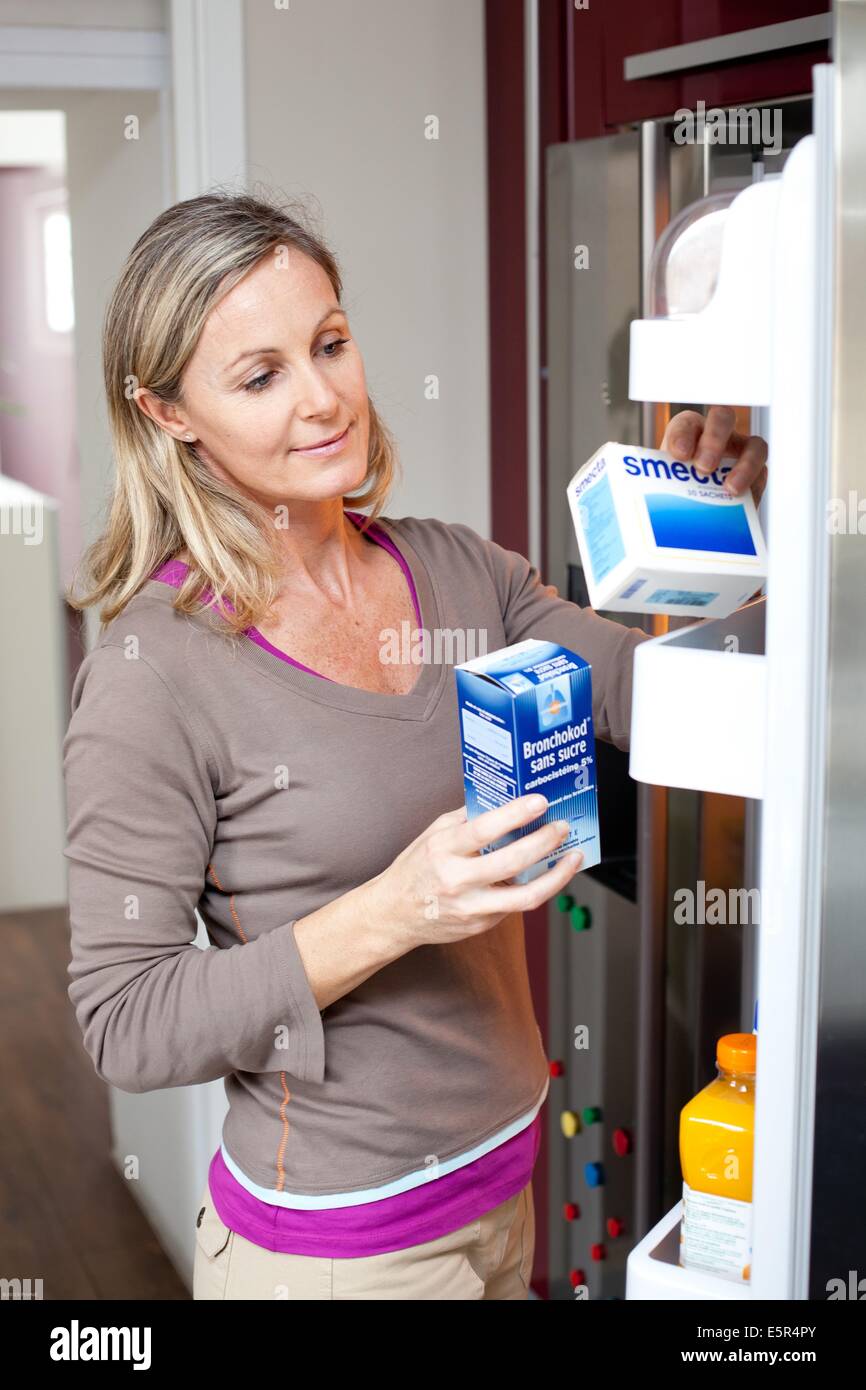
[
  {"left": 63, "top": 87, "right": 167, "bottom": 564},
  {"left": 243, "top": 0, "right": 491, "bottom": 534}
]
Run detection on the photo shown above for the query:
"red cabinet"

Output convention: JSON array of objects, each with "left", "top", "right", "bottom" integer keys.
[{"left": 567, "top": 0, "right": 831, "bottom": 138}]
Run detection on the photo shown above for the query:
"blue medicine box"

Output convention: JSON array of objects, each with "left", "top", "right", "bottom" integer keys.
[{"left": 455, "top": 639, "right": 600, "bottom": 884}]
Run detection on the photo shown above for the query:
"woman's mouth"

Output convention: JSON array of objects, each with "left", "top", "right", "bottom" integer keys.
[{"left": 291, "top": 424, "right": 351, "bottom": 457}]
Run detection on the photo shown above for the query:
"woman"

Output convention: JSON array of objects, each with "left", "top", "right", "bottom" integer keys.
[{"left": 63, "top": 189, "right": 768, "bottom": 1301}]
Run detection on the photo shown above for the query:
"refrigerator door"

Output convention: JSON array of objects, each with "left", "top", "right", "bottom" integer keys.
[
  {"left": 625, "top": 61, "right": 839, "bottom": 1299},
  {"left": 545, "top": 101, "right": 810, "bottom": 1298},
  {"left": 803, "top": 6, "right": 866, "bottom": 1298}
]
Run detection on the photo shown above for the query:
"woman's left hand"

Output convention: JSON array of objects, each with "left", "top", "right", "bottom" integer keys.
[{"left": 660, "top": 405, "right": 768, "bottom": 508}]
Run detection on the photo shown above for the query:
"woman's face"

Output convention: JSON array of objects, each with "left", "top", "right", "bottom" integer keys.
[{"left": 162, "top": 249, "right": 370, "bottom": 513}]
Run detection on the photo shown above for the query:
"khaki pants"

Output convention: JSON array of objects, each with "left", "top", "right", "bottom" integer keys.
[{"left": 193, "top": 1174, "right": 535, "bottom": 1300}]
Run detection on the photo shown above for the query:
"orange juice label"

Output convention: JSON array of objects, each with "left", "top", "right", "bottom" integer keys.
[{"left": 680, "top": 1181, "right": 752, "bottom": 1283}]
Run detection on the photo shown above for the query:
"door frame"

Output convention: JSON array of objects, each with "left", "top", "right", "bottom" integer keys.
[{"left": 0, "top": 0, "right": 247, "bottom": 202}]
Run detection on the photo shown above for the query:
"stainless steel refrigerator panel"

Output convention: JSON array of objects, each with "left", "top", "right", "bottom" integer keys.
[
  {"left": 811, "top": 0, "right": 866, "bottom": 1297},
  {"left": 544, "top": 134, "right": 642, "bottom": 1299},
  {"left": 547, "top": 871, "right": 638, "bottom": 1300},
  {"left": 544, "top": 135, "right": 643, "bottom": 591}
]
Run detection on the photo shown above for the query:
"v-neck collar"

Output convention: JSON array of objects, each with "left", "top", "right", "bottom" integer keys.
[{"left": 145, "top": 514, "right": 448, "bottom": 723}]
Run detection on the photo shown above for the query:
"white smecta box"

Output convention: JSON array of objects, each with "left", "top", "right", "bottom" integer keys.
[{"left": 567, "top": 442, "right": 767, "bottom": 620}]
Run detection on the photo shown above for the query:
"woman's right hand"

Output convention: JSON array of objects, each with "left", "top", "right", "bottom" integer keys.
[{"left": 362, "top": 794, "right": 583, "bottom": 951}]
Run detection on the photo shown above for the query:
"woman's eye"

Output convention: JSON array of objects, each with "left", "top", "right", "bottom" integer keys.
[
  {"left": 243, "top": 340, "right": 348, "bottom": 391},
  {"left": 244, "top": 371, "right": 275, "bottom": 393}
]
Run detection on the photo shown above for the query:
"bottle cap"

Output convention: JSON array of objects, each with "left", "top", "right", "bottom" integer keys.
[{"left": 717, "top": 1032, "right": 756, "bottom": 1074}]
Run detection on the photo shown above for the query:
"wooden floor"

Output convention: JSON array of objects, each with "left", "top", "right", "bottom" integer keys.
[{"left": 0, "top": 905, "right": 189, "bottom": 1299}]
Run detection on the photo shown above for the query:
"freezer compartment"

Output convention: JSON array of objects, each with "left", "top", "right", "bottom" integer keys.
[
  {"left": 628, "top": 597, "right": 766, "bottom": 798},
  {"left": 625, "top": 1200, "right": 752, "bottom": 1301}
]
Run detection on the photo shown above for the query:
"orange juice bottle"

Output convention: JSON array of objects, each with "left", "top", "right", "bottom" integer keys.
[{"left": 679, "top": 1032, "right": 756, "bottom": 1283}]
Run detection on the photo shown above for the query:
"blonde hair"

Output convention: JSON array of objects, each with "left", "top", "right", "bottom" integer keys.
[{"left": 66, "top": 186, "right": 399, "bottom": 635}]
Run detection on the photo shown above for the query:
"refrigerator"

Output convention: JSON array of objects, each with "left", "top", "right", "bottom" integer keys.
[{"left": 543, "top": 4, "right": 865, "bottom": 1301}]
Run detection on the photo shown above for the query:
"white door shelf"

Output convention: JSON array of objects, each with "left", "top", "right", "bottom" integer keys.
[
  {"left": 628, "top": 597, "right": 766, "bottom": 799},
  {"left": 628, "top": 177, "right": 780, "bottom": 406},
  {"left": 625, "top": 1201, "right": 753, "bottom": 1301}
]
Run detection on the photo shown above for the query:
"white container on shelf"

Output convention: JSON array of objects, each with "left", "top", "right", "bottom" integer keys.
[{"left": 629, "top": 176, "right": 781, "bottom": 407}]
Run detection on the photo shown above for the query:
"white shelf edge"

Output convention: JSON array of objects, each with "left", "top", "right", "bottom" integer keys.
[{"left": 626, "top": 1201, "right": 753, "bottom": 1301}]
